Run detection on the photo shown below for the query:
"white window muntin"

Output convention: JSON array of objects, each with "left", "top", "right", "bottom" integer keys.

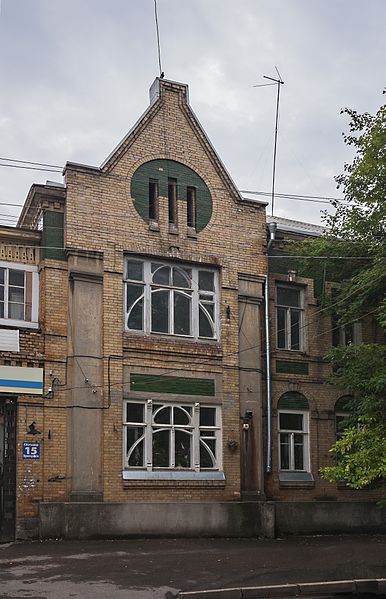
[
  {"left": 0, "top": 261, "right": 39, "bottom": 329},
  {"left": 278, "top": 409, "right": 309, "bottom": 472},
  {"left": 123, "top": 400, "right": 222, "bottom": 472},
  {"left": 124, "top": 258, "right": 219, "bottom": 340},
  {"left": 276, "top": 285, "right": 304, "bottom": 351}
]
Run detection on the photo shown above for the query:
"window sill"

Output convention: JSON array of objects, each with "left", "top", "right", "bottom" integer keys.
[
  {"left": 275, "top": 349, "right": 307, "bottom": 355},
  {"left": 0, "top": 319, "right": 39, "bottom": 330},
  {"left": 123, "top": 332, "right": 222, "bottom": 354},
  {"left": 122, "top": 470, "right": 225, "bottom": 481},
  {"left": 279, "top": 471, "right": 315, "bottom": 489},
  {"left": 148, "top": 221, "right": 160, "bottom": 232},
  {"left": 168, "top": 224, "right": 179, "bottom": 235},
  {"left": 187, "top": 227, "right": 198, "bottom": 239}
]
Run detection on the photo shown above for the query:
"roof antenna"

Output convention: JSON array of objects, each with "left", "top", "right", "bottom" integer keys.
[
  {"left": 254, "top": 66, "right": 284, "bottom": 216},
  {"left": 154, "top": 0, "right": 164, "bottom": 78}
]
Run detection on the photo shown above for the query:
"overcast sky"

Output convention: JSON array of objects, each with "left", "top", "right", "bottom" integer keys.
[{"left": 0, "top": 0, "right": 385, "bottom": 226}]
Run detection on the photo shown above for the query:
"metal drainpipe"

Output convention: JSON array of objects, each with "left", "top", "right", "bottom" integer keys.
[{"left": 265, "top": 222, "right": 277, "bottom": 473}]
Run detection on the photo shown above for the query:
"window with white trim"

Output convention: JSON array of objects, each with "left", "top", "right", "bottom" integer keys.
[
  {"left": 125, "top": 259, "right": 219, "bottom": 339},
  {"left": 335, "top": 395, "right": 358, "bottom": 440},
  {"left": 123, "top": 400, "right": 221, "bottom": 471},
  {"left": 276, "top": 285, "right": 304, "bottom": 351},
  {"left": 0, "top": 262, "right": 39, "bottom": 329},
  {"left": 278, "top": 410, "right": 309, "bottom": 471},
  {"left": 332, "top": 320, "right": 362, "bottom": 347},
  {"left": 277, "top": 392, "right": 310, "bottom": 473}
]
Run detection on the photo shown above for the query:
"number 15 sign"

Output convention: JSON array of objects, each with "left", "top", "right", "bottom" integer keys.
[{"left": 22, "top": 442, "right": 40, "bottom": 459}]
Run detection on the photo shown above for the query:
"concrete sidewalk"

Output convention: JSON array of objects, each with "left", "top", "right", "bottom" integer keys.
[{"left": 0, "top": 535, "right": 385, "bottom": 598}]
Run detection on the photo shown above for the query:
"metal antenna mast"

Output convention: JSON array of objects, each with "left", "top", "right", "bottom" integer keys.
[
  {"left": 254, "top": 66, "right": 284, "bottom": 216},
  {"left": 154, "top": 0, "right": 164, "bottom": 77}
]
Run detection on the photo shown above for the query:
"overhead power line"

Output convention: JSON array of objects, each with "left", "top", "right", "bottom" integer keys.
[
  {"left": 0, "top": 163, "right": 62, "bottom": 173},
  {"left": 0, "top": 157, "right": 62, "bottom": 169}
]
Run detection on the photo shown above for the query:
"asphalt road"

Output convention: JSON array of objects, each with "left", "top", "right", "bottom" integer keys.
[{"left": 0, "top": 535, "right": 385, "bottom": 598}]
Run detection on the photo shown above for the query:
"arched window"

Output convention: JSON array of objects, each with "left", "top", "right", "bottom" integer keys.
[
  {"left": 278, "top": 392, "right": 309, "bottom": 472},
  {"left": 125, "top": 258, "right": 218, "bottom": 340}
]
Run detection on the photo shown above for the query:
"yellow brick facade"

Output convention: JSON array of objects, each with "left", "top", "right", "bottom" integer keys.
[{"left": 2, "top": 78, "right": 382, "bottom": 541}]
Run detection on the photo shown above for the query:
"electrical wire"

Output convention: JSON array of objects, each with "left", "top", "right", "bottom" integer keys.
[
  {"left": 27, "top": 304, "right": 378, "bottom": 405},
  {"left": 0, "top": 157, "right": 349, "bottom": 205},
  {"left": 0, "top": 163, "right": 62, "bottom": 173},
  {"left": 0, "top": 157, "right": 62, "bottom": 169},
  {"left": 14, "top": 276, "right": 381, "bottom": 405}
]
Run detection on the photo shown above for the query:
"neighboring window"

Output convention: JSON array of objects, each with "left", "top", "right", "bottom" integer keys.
[
  {"left": 168, "top": 177, "right": 178, "bottom": 225},
  {"left": 276, "top": 286, "right": 304, "bottom": 350},
  {"left": 0, "top": 263, "right": 39, "bottom": 328},
  {"left": 332, "top": 320, "right": 362, "bottom": 347},
  {"left": 335, "top": 395, "right": 356, "bottom": 440},
  {"left": 278, "top": 392, "right": 309, "bottom": 472},
  {"left": 187, "top": 186, "right": 197, "bottom": 229},
  {"left": 124, "top": 400, "right": 221, "bottom": 471},
  {"left": 148, "top": 179, "right": 159, "bottom": 221},
  {"left": 125, "top": 258, "right": 218, "bottom": 340}
]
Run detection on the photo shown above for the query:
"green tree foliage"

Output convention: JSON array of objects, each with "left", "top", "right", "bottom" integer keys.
[
  {"left": 320, "top": 344, "right": 386, "bottom": 498},
  {"left": 290, "top": 98, "right": 386, "bottom": 496},
  {"left": 289, "top": 100, "right": 386, "bottom": 324}
]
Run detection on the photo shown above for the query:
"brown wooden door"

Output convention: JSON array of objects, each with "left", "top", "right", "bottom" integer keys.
[{"left": 0, "top": 398, "right": 17, "bottom": 542}]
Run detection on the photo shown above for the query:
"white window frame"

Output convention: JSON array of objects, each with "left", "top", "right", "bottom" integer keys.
[
  {"left": 124, "top": 258, "right": 220, "bottom": 340},
  {"left": 278, "top": 409, "right": 309, "bottom": 472},
  {"left": 123, "top": 400, "right": 222, "bottom": 472},
  {"left": 338, "top": 322, "right": 362, "bottom": 346},
  {"left": 0, "top": 261, "right": 39, "bottom": 329},
  {"left": 276, "top": 285, "right": 304, "bottom": 351}
]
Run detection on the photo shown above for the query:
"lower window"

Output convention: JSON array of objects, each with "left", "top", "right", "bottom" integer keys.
[
  {"left": 278, "top": 410, "right": 309, "bottom": 471},
  {"left": 124, "top": 400, "right": 221, "bottom": 471}
]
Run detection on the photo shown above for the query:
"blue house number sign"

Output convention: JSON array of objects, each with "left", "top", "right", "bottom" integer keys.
[{"left": 22, "top": 442, "right": 40, "bottom": 459}]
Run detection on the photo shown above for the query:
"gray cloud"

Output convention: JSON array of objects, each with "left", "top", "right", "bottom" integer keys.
[{"left": 0, "top": 0, "right": 384, "bottom": 225}]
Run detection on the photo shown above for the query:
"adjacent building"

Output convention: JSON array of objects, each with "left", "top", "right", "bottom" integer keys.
[{"left": 265, "top": 216, "right": 384, "bottom": 507}]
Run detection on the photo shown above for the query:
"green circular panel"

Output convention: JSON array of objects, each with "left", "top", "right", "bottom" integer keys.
[{"left": 131, "top": 159, "right": 212, "bottom": 232}]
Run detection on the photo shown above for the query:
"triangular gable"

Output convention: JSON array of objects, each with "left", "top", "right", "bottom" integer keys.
[{"left": 99, "top": 78, "right": 244, "bottom": 205}]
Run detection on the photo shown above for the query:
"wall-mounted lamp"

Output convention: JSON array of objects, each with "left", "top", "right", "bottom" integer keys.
[
  {"left": 287, "top": 269, "right": 297, "bottom": 282},
  {"left": 27, "top": 421, "right": 41, "bottom": 435},
  {"left": 241, "top": 410, "right": 253, "bottom": 430},
  {"left": 226, "top": 305, "right": 231, "bottom": 320}
]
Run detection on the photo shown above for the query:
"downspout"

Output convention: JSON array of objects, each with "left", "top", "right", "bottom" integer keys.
[{"left": 265, "top": 221, "right": 277, "bottom": 472}]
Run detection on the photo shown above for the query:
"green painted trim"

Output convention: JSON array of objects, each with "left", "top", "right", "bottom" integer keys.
[
  {"left": 276, "top": 360, "right": 309, "bottom": 375},
  {"left": 130, "top": 373, "right": 215, "bottom": 396},
  {"left": 278, "top": 391, "right": 309, "bottom": 410},
  {"left": 42, "top": 211, "right": 66, "bottom": 261},
  {"left": 131, "top": 159, "right": 212, "bottom": 232}
]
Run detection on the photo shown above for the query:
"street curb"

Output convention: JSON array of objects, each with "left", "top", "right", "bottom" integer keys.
[{"left": 178, "top": 578, "right": 386, "bottom": 598}]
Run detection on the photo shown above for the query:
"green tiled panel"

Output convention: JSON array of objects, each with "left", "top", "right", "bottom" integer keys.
[
  {"left": 131, "top": 159, "right": 212, "bottom": 232},
  {"left": 130, "top": 373, "right": 215, "bottom": 396},
  {"left": 42, "top": 211, "right": 66, "bottom": 261},
  {"left": 276, "top": 360, "right": 309, "bottom": 375}
]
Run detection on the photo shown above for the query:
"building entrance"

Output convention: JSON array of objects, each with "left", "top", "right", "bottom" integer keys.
[{"left": 0, "top": 398, "right": 16, "bottom": 542}]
